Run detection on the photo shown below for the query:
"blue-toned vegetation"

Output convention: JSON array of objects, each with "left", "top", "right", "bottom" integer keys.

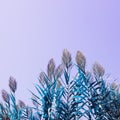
[{"left": 0, "top": 49, "right": 120, "bottom": 120}]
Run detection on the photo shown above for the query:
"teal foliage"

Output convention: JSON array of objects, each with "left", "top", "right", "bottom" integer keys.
[
  {"left": 0, "top": 49, "right": 120, "bottom": 120},
  {"left": 31, "top": 50, "right": 120, "bottom": 120}
]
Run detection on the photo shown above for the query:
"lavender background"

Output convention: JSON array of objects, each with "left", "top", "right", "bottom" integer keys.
[{"left": 0, "top": 1, "right": 120, "bottom": 104}]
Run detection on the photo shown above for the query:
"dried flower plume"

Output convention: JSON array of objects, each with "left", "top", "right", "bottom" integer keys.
[
  {"left": 110, "top": 82, "right": 118, "bottom": 90},
  {"left": 62, "top": 49, "right": 72, "bottom": 69},
  {"left": 9, "top": 76, "right": 17, "bottom": 93},
  {"left": 86, "top": 71, "right": 94, "bottom": 84},
  {"left": 1, "top": 89, "right": 10, "bottom": 104},
  {"left": 18, "top": 100, "right": 26, "bottom": 108},
  {"left": 93, "top": 62, "right": 105, "bottom": 78},
  {"left": 47, "top": 58, "right": 55, "bottom": 79},
  {"left": 54, "top": 64, "right": 64, "bottom": 79},
  {"left": 56, "top": 79, "right": 62, "bottom": 89},
  {"left": 39, "top": 72, "right": 46, "bottom": 84},
  {"left": 76, "top": 51, "right": 86, "bottom": 72}
]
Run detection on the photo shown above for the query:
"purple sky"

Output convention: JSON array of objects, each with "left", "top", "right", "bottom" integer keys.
[{"left": 0, "top": 1, "right": 120, "bottom": 104}]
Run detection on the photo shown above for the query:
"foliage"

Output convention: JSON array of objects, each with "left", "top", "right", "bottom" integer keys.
[{"left": 0, "top": 49, "right": 120, "bottom": 120}]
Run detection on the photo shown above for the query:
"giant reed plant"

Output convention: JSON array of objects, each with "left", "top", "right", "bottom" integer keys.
[
  {"left": 0, "top": 77, "right": 36, "bottom": 120},
  {"left": 1, "top": 49, "right": 120, "bottom": 120}
]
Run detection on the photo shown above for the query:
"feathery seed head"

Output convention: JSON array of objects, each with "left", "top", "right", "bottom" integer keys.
[
  {"left": 47, "top": 58, "right": 55, "bottom": 79},
  {"left": 1, "top": 89, "right": 10, "bottom": 104},
  {"left": 86, "top": 71, "right": 94, "bottom": 84},
  {"left": 56, "top": 80, "right": 62, "bottom": 89},
  {"left": 9, "top": 76, "right": 17, "bottom": 93},
  {"left": 111, "top": 82, "right": 118, "bottom": 90},
  {"left": 54, "top": 64, "right": 64, "bottom": 79},
  {"left": 76, "top": 51, "right": 86, "bottom": 72},
  {"left": 62, "top": 49, "right": 72, "bottom": 69},
  {"left": 93, "top": 62, "right": 105, "bottom": 78},
  {"left": 39, "top": 72, "right": 45, "bottom": 84},
  {"left": 18, "top": 100, "right": 26, "bottom": 108}
]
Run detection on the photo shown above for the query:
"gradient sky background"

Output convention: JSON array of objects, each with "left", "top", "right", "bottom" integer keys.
[{"left": 0, "top": 0, "right": 120, "bottom": 105}]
